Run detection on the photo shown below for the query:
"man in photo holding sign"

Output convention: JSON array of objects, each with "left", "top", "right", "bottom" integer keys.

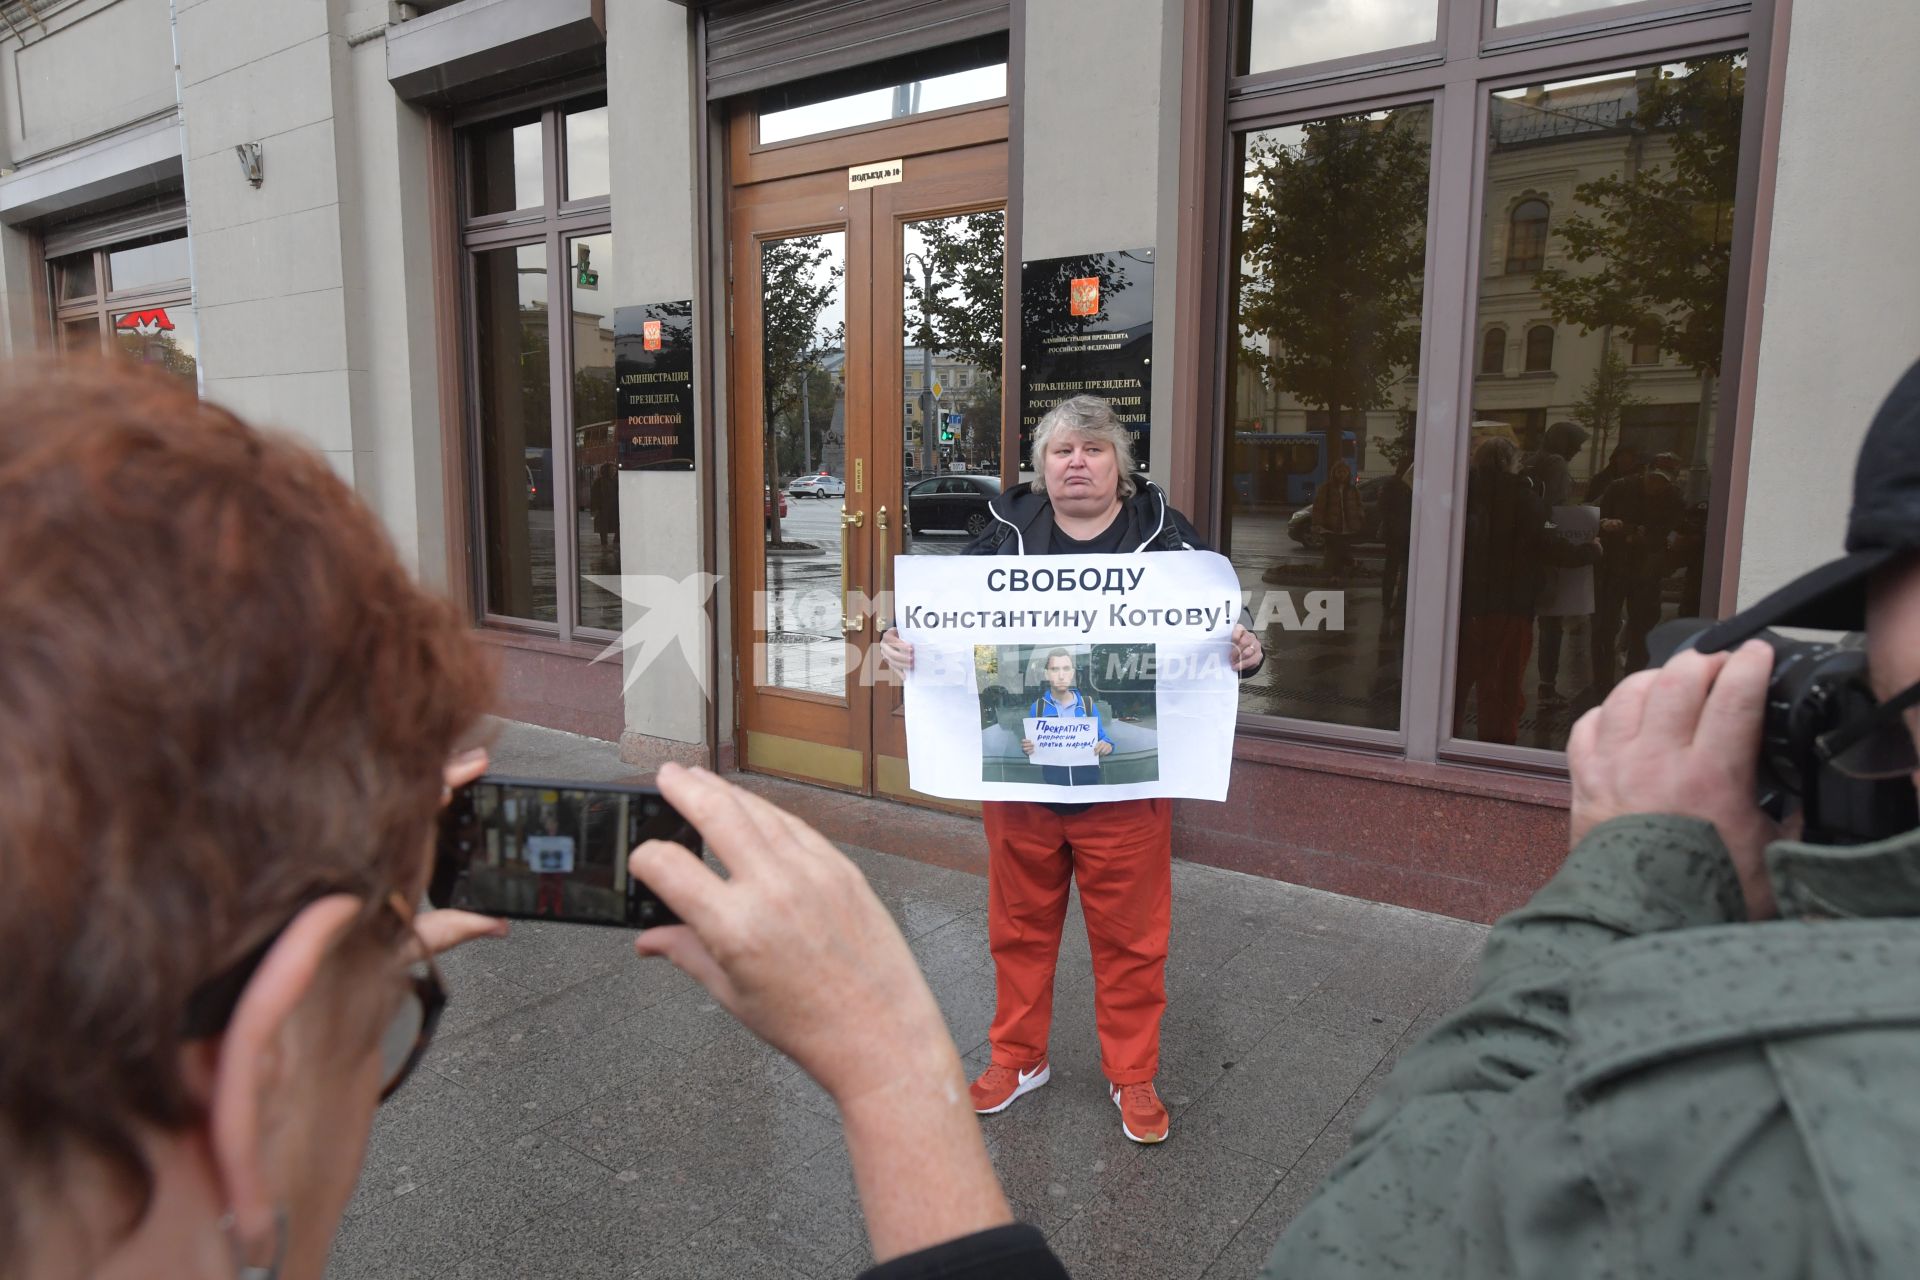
[
  {"left": 1023, "top": 648, "right": 1114, "bottom": 784},
  {"left": 881, "top": 395, "right": 1263, "bottom": 1145}
]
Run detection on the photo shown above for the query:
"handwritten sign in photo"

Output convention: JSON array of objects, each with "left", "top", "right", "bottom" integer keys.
[{"left": 1023, "top": 716, "right": 1099, "bottom": 766}]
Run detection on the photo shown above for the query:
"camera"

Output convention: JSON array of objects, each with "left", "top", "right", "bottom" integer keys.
[{"left": 1649, "top": 618, "right": 1918, "bottom": 845}]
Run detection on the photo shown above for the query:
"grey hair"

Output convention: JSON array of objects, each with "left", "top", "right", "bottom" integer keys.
[{"left": 1031, "top": 395, "right": 1139, "bottom": 499}]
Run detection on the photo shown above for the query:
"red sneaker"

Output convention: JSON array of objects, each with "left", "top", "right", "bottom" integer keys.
[
  {"left": 970, "top": 1061, "right": 1050, "bottom": 1114},
  {"left": 1110, "top": 1081, "right": 1169, "bottom": 1143}
]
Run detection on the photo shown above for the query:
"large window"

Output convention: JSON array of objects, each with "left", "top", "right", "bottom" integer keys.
[
  {"left": 1220, "top": 1, "right": 1765, "bottom": 764},
  {"left": 51, "top": 227, "right": 197, "bottom": 382},
  {"left": 460, "top": 95, "right": 616, "bottom": 635},
  {"left": 1224, "top": 103, "right": 1432, "bottom": 730}
]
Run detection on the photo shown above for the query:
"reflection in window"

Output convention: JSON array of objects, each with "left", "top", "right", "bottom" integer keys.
[
  {"left": 52, "top": 224, "right": 196, "bottom": 381},
  {"left": 1497, "top": 0, "right": 1646, "bottom": 27},
  {"left": 468, "top": 115, "right": 543, "bottom": 216},
  {"left": 1225, "top": 103, "right": 1432, "bottom": 731},
  {"left": 758, "top": 231, "right": 849, "bottom": 696},
  {"left": 569, "top": 233, "right": 619, "bottom": 632},
  {"left": 61, "top": 317, "right": 99, "bottom": 354},
  {"left": 1458, "top": 55, "right": 1745, "bottom": 750},
  {"left": 55, "top": 252, "right": 96, "bottom": 302},
  {"left": 112, "top": 304, "right": 197, "bottom": 382},
  {"left": 1506, "top": 199, "right": 1549, "bottom": 274},
  {"left": 1481, "top": 327, "right": 1506, "bottom": 375},
  {"left": 758, "top": 64, "right": 1007, "bottom": 145},
  {"left": 903, "top": 210, "right": 1003, "bottom": 485},
  {"left": 1524, "top": 324, "right": 1554, "bottom": 372},
  {"left": 1238, "top": 0, "right": 1437, "bottom": 76},
  {"left": 473, "top": 243, "right": 556, "bottom": 623},
  {"left": 108, "top": 233, "right": 190, "bottom": 292},
  {"left": 564, "top": 105, "right": 610, "bottom": 202}
]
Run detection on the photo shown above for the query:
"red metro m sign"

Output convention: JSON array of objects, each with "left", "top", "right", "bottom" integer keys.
[{"left": 115, "top": 308, "right": 175, "bottom": 336}]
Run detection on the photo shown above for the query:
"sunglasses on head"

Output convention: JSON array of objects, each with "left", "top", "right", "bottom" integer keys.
[{"left": 181, "top": 894, "right": 446, "bottom": 1103}]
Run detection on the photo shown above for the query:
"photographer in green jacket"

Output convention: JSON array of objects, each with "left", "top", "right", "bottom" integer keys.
[{"left": 1265, "top": 359, "right": 1920, "bottom": 1279}]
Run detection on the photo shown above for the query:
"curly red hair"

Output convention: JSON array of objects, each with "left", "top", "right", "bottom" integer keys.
[{"left": 0, "top": 358, "right": 494, "bottom": 1257}]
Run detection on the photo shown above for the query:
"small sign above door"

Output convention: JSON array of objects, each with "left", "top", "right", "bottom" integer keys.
[{"left": 848, "top": 159, "right": 904, "bottom": 190}]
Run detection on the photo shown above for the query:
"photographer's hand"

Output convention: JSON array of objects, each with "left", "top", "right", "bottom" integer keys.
[
  {"left": 628, "top": 764, "right": 1011, "bottom": 1262},
  {"left": 418, "top": 747, "right": 513, "bottom": 953},
  {"left": 1567, "top": 640, "right": 1780, "bottom": 920}
]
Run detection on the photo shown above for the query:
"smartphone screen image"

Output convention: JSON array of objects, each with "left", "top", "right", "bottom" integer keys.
[{"left": 432, "top": 776, "right": 698, "bottom": 928}]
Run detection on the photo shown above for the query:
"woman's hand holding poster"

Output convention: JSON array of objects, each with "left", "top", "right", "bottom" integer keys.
[{"left": 894, "top": 552, "right": 1242, "bottom": 802}]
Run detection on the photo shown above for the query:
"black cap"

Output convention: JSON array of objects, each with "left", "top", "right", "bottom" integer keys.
[{"left": 1696, "top": 359, "right": 1920, "bottom": 652}]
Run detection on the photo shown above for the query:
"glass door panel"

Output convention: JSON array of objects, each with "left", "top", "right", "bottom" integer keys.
[
  {"left": 897, "top": 211, "right": 1004, "bottom": 559},
  {"left": 567, "top": 231, "right": 620, "bottom": 632},
  {"left": 473, "top": 243, "right": 556, "bottom": 624},
  {"left": 759, "top": 230, "right": 850, "bottom": 699},
  {"left": 865, "top": 142, "right": 1008, "bottom": 802}
]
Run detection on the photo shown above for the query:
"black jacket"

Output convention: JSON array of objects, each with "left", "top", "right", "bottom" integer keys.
[
  {"left": 965, "top": 478, "right": 1207, "bottom": 556},
  {"left": 964, "top": 479, "right": 1261, "bottom": 679},
  {"left": 1461, "top": 467, "right": 1600, "bottom": 620}
]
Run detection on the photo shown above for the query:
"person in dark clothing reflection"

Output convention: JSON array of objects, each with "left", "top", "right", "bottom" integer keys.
[
  {"left": 1592, "top": 452, "right": 1685, "bottom": 693},
  {"left": 1455, "top": 437, "right": 1602, "bottom": 744}
]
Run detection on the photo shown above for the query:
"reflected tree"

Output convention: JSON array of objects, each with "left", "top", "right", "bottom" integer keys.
[
  {"left": 1537, "top": 55, "right": 1744, "bottom": 477},
  {"left": 762, "top": 235, "right": 844, "bottom": 542},
  {"left": 1571, "top": 345, "right": 1646, "bottom": 475},
  {"left": 906, "top": 212, "right": 1005, "bottom": 471},
  {"left": 1236, "top": 109, "right": 1430, "bottom": 473}
]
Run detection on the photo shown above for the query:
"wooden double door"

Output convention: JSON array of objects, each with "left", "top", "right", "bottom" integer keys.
[{"left": 728, "top": 105, "right": 1008, "bottom": 798}]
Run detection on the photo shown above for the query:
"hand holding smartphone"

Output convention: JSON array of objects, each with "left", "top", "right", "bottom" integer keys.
[{"left": 431, "top": 775, "right": 702, "bottom": 928}]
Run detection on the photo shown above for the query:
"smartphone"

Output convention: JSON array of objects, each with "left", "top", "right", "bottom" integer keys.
[{"left": 430, "top": 774, "right": 701, "bottom": 929}]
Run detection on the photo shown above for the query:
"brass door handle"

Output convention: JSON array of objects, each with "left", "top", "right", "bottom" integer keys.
[
  {"left": 841, "top": 508, "right": 865, "bottom": 633},
  {"left": 875, "top": 506, "right": 891, "bottom": 633}
]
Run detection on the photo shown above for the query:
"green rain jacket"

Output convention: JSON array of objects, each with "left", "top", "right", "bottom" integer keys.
[{"left": 1263, "top": 814, "right": 1920, "bottom": 1279}]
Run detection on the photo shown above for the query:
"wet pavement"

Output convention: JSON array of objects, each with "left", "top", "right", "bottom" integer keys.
[{"left": 328, "top": 720, "right": 1488, "bottom": 1279}]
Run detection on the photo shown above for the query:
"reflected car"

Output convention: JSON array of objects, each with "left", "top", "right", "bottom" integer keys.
[
  {"left": 906, "top": 473, "right": 1002, "bottom": 536},
  {"left": 786, "top": 473, "right": 847, "bottom": 499},
  {"left": 764, "top": 486, "right": 788, "bottom": 530},
  {"left": 1286, "top": 475, "right": 1388, "bottom": 549}
]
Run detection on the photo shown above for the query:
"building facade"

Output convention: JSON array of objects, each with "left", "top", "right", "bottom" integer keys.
[{"left": 2, "top": 0, "right": 1914, "bottom": 920}]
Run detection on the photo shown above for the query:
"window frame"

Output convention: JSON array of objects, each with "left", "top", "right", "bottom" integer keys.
[
  {"left": 1523, "top": 323, "right": 1554, "bottom": 372},
  {"left": 49, "top": 226, "right": 193, "bottom": 362},
  {"left": 1199, "top": 0, "right": 1775, "bottom": 771},
  {"left": 455, "top": 91, "right": 614, "bottom": 643},
  {"left": 1505, "top": 197, "right": 1549, "bottom": 274},
  {"left": 1480, "top": 325, "right": 1507, "bottom": 375}
]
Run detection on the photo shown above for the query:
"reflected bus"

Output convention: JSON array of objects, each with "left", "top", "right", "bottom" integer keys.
[{"left": 1229, "top": 430, "right": 1357, "bottom": 506}]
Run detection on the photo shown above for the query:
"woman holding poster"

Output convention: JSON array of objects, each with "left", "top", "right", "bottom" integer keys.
[{"left": 882, "top": 395, "right": 1263, "bottom": 1145}]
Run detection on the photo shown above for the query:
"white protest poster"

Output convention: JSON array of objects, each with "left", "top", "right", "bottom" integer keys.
[
  {"left": 895, "top": 552, "right": 1242, "bottom": 802},
  {"left": 1539, "top": 504, "right": 1600, "bottom": 617},
  {"left": 525, "top": 835, "right": 575, "bottom": 875},
  {"left": 1022, "top": 716, "right": 1098, "bottom": 766}
]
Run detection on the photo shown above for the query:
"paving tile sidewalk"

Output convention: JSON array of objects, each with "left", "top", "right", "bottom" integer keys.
[{"left": 329, "top": 722, "right": 1488, "bottom": 1280}]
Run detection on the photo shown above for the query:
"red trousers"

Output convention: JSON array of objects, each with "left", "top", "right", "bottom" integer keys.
[
  {"left": 1454, "top": 614, "right": 1534, "bottom": 745},
  {"left": 981, "top": 797, "right": 1173, "bottom": 1085}
]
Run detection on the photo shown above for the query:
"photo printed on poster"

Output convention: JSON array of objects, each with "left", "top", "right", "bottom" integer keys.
[
  {"left": 614, "top": 301, "right": 696, "bottom": 470},
  {"left": 895, "top": 552, "right": 1241, "bottom": 803},
  {"left": 1019, "top": 249, "right": 1154, "bottom": 471}
]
